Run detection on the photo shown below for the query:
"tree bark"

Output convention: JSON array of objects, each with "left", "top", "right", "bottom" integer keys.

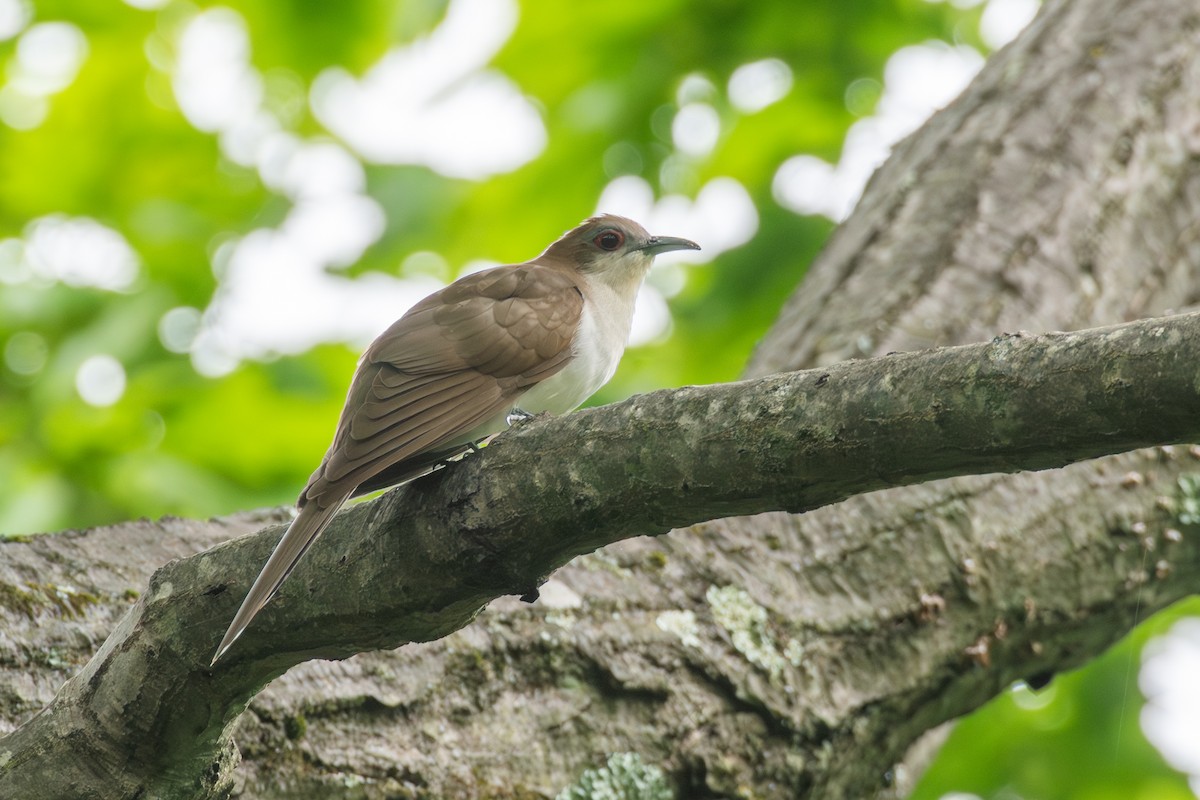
[
  {"left": 3, "top": 0, "right": 1200, "bottom": 797},
  {"left": 5, "top": 310, "right": 1199, "bottom": 798}
]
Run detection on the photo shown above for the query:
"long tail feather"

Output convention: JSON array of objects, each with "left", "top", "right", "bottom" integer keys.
[{"left": 211, "top": 500, "right": 343, "bottom": 665}]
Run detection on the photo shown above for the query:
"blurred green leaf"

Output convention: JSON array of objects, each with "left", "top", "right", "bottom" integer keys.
[{"left": 912, "top": 598, "right": 1200, "bottom": 800}]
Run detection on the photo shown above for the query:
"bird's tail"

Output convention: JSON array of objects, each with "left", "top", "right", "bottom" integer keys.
[{"left": 211, "top": 500, "right": 343, "bottom": 665}]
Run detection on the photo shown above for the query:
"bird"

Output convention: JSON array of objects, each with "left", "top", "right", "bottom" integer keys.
[{"left": 211, "top": 214, "right": 700, "bottom": 664}]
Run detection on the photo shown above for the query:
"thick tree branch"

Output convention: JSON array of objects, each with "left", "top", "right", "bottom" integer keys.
[{"left": 3, "top": 310, "right": 1200, "bottom": 797}]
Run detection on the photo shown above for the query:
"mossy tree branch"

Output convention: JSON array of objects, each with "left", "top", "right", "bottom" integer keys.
[{"left": 2, "top": 310, "right": 1200, "bottom": 798}]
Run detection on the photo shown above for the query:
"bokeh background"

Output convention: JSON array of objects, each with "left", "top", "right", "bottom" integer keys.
[{"left": 1, "top": 1, "right": 1198, "bottom": 797}]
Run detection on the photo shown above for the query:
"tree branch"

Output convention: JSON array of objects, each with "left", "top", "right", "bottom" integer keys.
[{"left": 3, "top": 310, "right": 1200, "bottom": 797}]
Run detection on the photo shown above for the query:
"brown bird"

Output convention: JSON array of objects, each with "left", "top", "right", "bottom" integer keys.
[{"left": 211, "top": 214, "right": 699, "bottom": 663}]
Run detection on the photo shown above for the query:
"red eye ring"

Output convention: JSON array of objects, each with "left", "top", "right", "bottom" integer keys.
[{"left": 593, "top": 230, "right": 624, "bottom": 251}]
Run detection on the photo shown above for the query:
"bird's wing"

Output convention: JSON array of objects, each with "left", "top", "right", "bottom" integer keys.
[
  {"left": 211, "top": 263, "right": 582, "bottom": 664},
  {"left": 306, "top": 262, "right": 584, "bottom": 506}
]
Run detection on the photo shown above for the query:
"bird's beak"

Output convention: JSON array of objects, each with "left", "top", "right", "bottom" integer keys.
[{"left": 639, "top": 235, "right": 701, "bottom": 255}]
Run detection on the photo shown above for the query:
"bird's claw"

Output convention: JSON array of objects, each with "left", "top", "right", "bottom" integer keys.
[{"left": 506, "top": 408, "right": 535, "bottom": 426}]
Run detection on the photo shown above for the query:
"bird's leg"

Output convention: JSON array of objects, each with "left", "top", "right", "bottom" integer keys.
[
  {"left": 431, "top": 441, "right": 487, "bottom": 470},
  {"left": 506, "top": 407, "right": 535, "bottom": 427}
]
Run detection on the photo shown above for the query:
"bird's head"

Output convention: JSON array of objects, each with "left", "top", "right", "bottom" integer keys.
[{"left": 541, "top": 214, "right": 700, "bottom": 286}]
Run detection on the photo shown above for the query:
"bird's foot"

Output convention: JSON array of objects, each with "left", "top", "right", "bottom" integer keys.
[
  {"left": 506, "top": 407, "right": 535, "bottom": 427},
  {"left": 519, "top": 586, "right": 540, "bottom": 603}
]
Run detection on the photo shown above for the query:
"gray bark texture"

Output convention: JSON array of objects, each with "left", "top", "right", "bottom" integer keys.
[{"left": 3, "top": 0, "right": 1200, "bottom": 796}]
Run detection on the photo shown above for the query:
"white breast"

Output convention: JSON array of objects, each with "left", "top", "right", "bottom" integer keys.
[
  {"left": 516, "top": 282, "right": 628, "bottom": 415},
  {"left": 453, "top": 268, "right": 646, "bottom": 449}
]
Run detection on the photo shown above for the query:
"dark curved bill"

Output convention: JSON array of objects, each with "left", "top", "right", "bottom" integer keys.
[{"left": 640, "top": 235, "right": 701, "bottom": 255}]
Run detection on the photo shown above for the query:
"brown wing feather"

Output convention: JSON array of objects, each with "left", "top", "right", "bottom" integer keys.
[
  {"left": 302, "top": 263, "right": 583, "bottom": 507},
  {"left": 319, "top": 367, "right": 507, "bottom": 487},
  {"left": 212, "top": 262, "right": 583, "bottom": 663}
]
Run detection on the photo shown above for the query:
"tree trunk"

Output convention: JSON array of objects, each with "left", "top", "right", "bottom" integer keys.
[{"left": 3, "top": 0, "right": 1200, "bottom": 797}]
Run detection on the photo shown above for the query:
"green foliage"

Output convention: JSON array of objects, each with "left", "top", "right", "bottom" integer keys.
[
  {"left": 0, "top": 0, "right": 962, "bottom": 533},
  {"left": 912, "top": 598, "right": 1200, "bottom": 800}
]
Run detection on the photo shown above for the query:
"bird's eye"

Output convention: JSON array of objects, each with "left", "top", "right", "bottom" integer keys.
[{"left": 594, "top": 230, "right": 624, "bottom": 251}]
